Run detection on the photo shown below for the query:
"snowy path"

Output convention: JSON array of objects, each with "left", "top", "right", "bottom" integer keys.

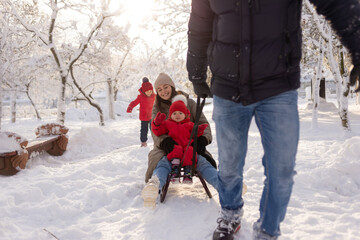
[{"left": 1, "top": 101, "right": 360, "bottom": 240}]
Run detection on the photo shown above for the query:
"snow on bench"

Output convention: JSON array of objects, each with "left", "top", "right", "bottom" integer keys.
[{"left": 0, "top": 123, "right": 69, "bottom": 176}]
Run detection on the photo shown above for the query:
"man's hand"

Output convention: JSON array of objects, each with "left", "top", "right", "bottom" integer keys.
[
  {"left": 195, "top": 136, "right": 208, "bottom": 155},
  {"left": 350, "top": 65, "right": 360, "bottom": 92},
  {"left": 192, "top": 82, "right": 213, "bottom": 98}
]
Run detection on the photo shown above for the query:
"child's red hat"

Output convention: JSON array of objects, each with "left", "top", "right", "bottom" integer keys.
[
  {"left": 142, "top": 77, "right": 153, "bottom": 92},
  {"left": 169, "top": 94, "right": 190, "bottom": 116}
]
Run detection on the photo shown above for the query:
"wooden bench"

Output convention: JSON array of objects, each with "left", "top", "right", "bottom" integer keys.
[{"left": 0, "top": 123, "right": 68, "bottom": 176}]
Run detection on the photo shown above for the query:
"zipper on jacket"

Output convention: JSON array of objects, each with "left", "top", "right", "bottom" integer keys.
[
  {"left": 284, "top": 1, "right": 291, "bottom": 73},
  {"left": 233, "top": 0, "right": 242, "bottom": 103},
  {"left": 247, "top": 0, "right": 255, "bottom": 104}
]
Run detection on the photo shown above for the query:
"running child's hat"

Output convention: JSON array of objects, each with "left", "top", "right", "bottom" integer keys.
[{"left": 142, "top": 77, "right": 153, "bottom": 92}]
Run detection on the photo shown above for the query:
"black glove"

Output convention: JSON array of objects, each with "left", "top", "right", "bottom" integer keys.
[
  {"left": 350, "top": 64, "right": 360, "bottom": 92},
  {"left": 160, "top": 137, "right": 177, "bottom": 154},
  {"left": 192, "top": 82, "right": 213, "bottom": 98},
  {"left": 194, "top": 136, "right": 208, "bottom": 155}
]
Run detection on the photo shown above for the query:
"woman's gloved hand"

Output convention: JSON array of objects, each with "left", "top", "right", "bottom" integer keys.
[{"left": 160, "top": 137, "right": 177, "bottom": 154}]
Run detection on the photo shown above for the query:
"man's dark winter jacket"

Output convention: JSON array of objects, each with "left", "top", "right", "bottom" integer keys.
[{"left": 187, "top": 0, "right": 360, "bottom": 105}]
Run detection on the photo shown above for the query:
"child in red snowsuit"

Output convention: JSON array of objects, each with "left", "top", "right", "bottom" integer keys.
[
  {"left": 127, "top": 77, "right": 156, "bottom": 147},
  {"left": 151, "top": 94, "right": 208, "bottom": 183}
]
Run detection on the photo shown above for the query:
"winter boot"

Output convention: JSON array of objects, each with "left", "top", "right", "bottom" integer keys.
[
  {"left": 213, "top": 218, "right": 241, "bottom": 240},
  {"left": 182, "top": 166, "right": 193, "bottom": 184},
  {"left": 141, "top": 142, "right": 147, "bottom": 147},
  {"left": 252, "top": 221, "right": 278, "bottom": 240},
  {"left": 182, "top": 175, "right": 193, "bottom": 184},
  {"left": 170, "top": 159, "right": 180, "bottom": 183},
  {"left": 213, "top": 208, "right": 243, "bottom": 240},
  {"left": 141, "top": 176, "right": 159, "bottom": 209}
]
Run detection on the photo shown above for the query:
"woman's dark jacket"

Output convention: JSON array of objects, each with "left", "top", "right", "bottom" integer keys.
[{"left": 187, "top": 0, "right": 360, "bottom": 105}]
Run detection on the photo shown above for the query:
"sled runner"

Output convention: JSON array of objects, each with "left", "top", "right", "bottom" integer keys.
[
  {"left": 159, "top": 169, "right": 247, "bottom": 203},
  {"left": 160, "top": 168, "right": 212, "bottom": 203}
]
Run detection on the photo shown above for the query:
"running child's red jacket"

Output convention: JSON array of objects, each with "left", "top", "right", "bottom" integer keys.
[{"left": 127, "top": 88, "right": 156, "bottom": 121}]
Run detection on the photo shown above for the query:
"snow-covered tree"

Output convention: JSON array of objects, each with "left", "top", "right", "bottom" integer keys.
[
  {"left": 73, "top": 20, "right": 133, "bottom": 119},
  {"left": 304, "top": 0, "right": 352, "bottom": 131},
  {"left": 7, "top": 0, "right": 123, "bottom": 125},
  {"left": 1, "top": 0, "right": 42, "bottom": 123}
]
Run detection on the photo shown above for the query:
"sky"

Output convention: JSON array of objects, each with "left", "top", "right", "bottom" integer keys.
[
  {"left": 0, "top": 96, "right": 359, "bottom": 240},
  {"left": 114, "top": 0, "right": 155, "bottom": 28},
  {"left": 110, "top": 0, "right": 160, "bottom": 45}
]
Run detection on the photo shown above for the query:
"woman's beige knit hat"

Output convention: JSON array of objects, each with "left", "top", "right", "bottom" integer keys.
[{"left": 154, "top": 72, "right": 175, "bottom": 92}]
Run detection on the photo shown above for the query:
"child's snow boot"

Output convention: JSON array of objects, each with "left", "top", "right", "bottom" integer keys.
[
  {"left": 170, "top": 159, "right": 180, "bottom": 183},
  {"left": 182, "top": 175, "right": 193, "bottom": 184},
  {"left": 141, "top": 176, "right": 159, "bottom": 209},
  {"left": 182, "top": 166, "right": 193, "bottom": 184}
]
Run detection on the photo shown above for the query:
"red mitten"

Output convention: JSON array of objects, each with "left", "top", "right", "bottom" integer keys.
[
  {"left": 126, "top": 106, "right": 132, "bottom": 113},
  {"left": 183, "top": 146, "right": 196, "bottom": 166},
  {"left": 153, "top": 112, "right": 166, "bottom": 125},
  {"left": 197, "top": 123, "right": 208, "bottom": 136},
  {"left": 167, "top": 145, "right": 183, "bottom": 161}
]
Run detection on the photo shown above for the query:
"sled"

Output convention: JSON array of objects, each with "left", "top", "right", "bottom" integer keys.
[
  {"left": 160, "top": 168, "right": 212, "bottom": 203},
  {"left": 0, "top": 123, "right": 69, "bottom": 176}
]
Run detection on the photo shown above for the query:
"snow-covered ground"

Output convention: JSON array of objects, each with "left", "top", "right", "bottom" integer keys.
[{"left": 1, "top": 97, "right": 360, "bottom": 240}]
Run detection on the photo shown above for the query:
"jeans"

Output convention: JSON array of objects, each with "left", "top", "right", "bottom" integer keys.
[
  {"left": 140, "top": 120, "right": 150, "bottom": 142},
  {"left": 212, "top": 90, "right": 299, "bottom": 237},
  {"left": 153, "top": 155, "right": 218, "bottom": 191}
]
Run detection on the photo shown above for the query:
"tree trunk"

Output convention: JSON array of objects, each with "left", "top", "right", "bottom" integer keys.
[
  {"left": 326, "top": 30, "right": 350, "bottom": 131},
  {"left": 312, "top": 38, "right": 324, "bottom": 129},
  {"left": 340, "top": 81, "right": 350, "bottom": 130},
  {"left": 70, "top": 67, "right": 105, "bottom": 126},
  {"left": 107, "top": 78, "right": 115, "bottom": 120},
  {"left": 26, "top": 90, "right": 41, "bottom": 120},
  {"left": 10, "top": 89, "right": 16, "bottom": 123},
  {"left": 339, "top": 47, "right": 351, "bottom": 131},
  {"left": 25, "top": 81, "right": 41, "bottom": 120},
  {"left": 114, "top": 86, "right": 118, "bottom": 101},
  {"left": 56, "top": 76, "right": 67, "bottom": 125}
]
